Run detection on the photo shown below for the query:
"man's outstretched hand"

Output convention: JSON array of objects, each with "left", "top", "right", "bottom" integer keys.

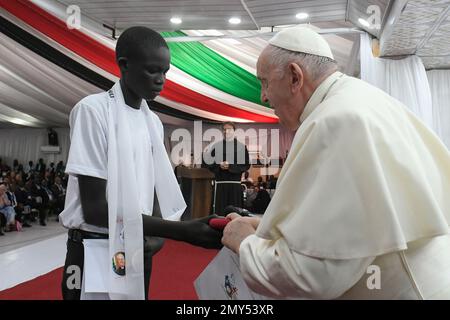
[{"left": 182, "top": 215, "right": 223, "bottom": 249}]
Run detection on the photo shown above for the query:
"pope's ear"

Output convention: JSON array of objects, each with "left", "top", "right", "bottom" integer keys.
[
  {"left": 289, "top": 62, "right": 304, "bottom": 92},
  {"left": 117, "top": 57, "right": 129, "bottom": 73}
]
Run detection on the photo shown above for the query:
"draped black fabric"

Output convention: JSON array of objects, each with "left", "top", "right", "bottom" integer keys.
[
  {"left": 213, "top": 183, "right": 243, "bottom": 215},
  {"left": 0, "top": 16, "right": 214, "bottom": 122},
  {"left": 204, "top": 139, "right": 250, "bottom": 181},
  {"left": 204, "top": 139, "right": 250, "bottom": 214}
]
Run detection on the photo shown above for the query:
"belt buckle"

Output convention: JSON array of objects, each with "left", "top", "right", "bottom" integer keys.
[{"left": 68, "top": 229, "right": 83, "bottom": 243}]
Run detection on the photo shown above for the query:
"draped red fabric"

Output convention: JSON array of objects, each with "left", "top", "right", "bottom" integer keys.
[{"left": 1, "top": 0, "right": 278, "bottom": 123}]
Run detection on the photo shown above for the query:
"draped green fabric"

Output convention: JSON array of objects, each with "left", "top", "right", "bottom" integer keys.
[{"left": 162, "top": 31, "right": 269, "bottom": 107}]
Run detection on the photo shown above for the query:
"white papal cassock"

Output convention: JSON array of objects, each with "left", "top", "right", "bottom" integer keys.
[{"left": 239, "top": 71, "right": 450, "bottom": 299}]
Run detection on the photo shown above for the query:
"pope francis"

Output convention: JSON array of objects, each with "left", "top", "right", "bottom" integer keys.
[{"left": 221, "top": 26, "right": 450, "bottom": 299}]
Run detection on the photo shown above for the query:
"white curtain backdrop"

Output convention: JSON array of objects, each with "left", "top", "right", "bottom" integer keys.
[
  {"left": 0, "top": 128, "right": 70, "bottom": 168},
  {"left": 360, "top": 33, "right": 434, "bottom": 130},
  {"left": 0, "top": 123, "right": 295, "bottom": 171},
  {"left": 0, "top": 32, "right": 102, "bottom": 128},
  {"left": 184, "top": 26, "right": 354, "bottom": 75},
  {"left": 427, "top": 70, "right": 450, "bottom": 149},
  {"left": 164, "top": 122, "right": 295, "bottom": 167}
]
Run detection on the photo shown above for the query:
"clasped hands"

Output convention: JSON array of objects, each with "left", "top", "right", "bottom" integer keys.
[
  {"left": 222, "top": 212, "right": 260, "bottom": 254},
  {"left": 219, "top": 161, "right": 229, "bottom": 170},
  {"left": 186, "top": 213, "right": 260, "bottom": 254}
]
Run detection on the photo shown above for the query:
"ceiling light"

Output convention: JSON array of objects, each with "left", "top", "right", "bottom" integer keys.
[
  {"left": 0, "top": 101, "right": 42, "bottom": 127},
  {"left": 295, "top": 12, "right": 309, "bottom": 20},
  {"left": 170, "top": 17, "right": 182, "bottom": 24},
  {"left": 358, "top": 18, "right": 370, "bottom": 28},
  {"left": 229, "top": 17, "right": 241, "bottom": 25},
  {"left": 10, "top": 118, "right": 28, "bottom": 125}
]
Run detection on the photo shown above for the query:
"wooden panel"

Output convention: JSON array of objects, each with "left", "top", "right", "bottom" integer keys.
[
  {"left": 178, "top": 167, "right": 215, "bottom": 179},
  {"left": 179, "top": 167, "right": 214, "bottom": 220}
]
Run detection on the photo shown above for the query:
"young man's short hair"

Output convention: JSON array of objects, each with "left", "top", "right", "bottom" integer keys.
[{"left": 115, "top": 26, "right": 168, "bottom": 61}]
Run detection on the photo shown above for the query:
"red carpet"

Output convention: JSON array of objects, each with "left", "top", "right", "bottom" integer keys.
[{"left": 0, "top": 240, "right": 218, "bottom": 300}]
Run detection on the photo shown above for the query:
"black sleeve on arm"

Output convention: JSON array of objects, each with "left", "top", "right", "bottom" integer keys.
[
  {"left": 78, "top": 175, "right": 109, "bottom": 229},
  {"left": 142, "top": 213, "right": 222, "bottom": 249},
  {"left": 142, "top": 193, "right": 190, "bottom": 241},
  {"left": 79, "top": 176, "right": 222, "bottom": 248},
  {"left": 229, "top": 145, "right": 251, "bottom": 174},
  {"left": 204, "top": 145, "right": 221, "bottom": 174},
  {"left": 142, "top": 214, "right": 186, "bottom": 240},
  {"left": 78, "top": 178, "right": 182, "bottom": 236}
]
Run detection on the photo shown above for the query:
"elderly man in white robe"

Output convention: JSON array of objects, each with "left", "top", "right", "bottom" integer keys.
[{"left": 221, "top": 26, "right": 450, "bottom": 299}]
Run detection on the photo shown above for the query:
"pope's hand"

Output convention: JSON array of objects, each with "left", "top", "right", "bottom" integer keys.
[
  {"left": 222, "top": 213, "right": 259, "bottom": 253},
  {"left": 226, "top": 212, "right": 260, "bottom": 229}
]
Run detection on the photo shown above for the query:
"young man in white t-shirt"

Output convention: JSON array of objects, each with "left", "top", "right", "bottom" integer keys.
[{"left": 60, "top": 26, "right": 222, "bottom": 300}]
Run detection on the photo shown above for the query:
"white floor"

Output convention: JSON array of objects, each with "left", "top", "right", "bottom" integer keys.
[
  {"left": 0, "top": 220, "right": 68, "bottom": 291},
  {"left": 0, "top": 220, "right": 66, "bottom": 254}
]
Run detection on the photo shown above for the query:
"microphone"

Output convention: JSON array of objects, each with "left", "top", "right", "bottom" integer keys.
[
  {"left": 209, "top": 206, "right": 254, "bottom": 230},
  {"left": 223, "top": 205, "right": 253, "bottom": 217}
]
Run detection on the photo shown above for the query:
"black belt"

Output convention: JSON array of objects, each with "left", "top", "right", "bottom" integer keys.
[
  {"left": 68, "top": 229, "right": 164, "bottom": 254},
  {"left": 68, "top": 229, "right": 109, "bottom": 243}
]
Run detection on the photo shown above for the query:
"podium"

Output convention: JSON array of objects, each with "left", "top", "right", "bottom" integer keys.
[{"left": 178, "top": 167, "right": 214, "bottom": 220}]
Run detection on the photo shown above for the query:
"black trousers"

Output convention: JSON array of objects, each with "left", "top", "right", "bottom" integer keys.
[
  {"left": 0, "top": 213, "right": 6, "bottom": 229},
  {"left": 61, "top": 231, "right": 164, "bottom": 300},
  {"left": 214, "top": 182, "right": 243, "bottom": 215}
]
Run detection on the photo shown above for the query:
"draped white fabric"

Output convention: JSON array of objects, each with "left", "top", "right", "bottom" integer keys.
[
  {"left": 0, "top": 128, "right": 70, "bottom": 167},
  {"left": 167, "top": 65, "right": 275, "bottom": 118},
  {"left": 1, "top": 13, "right": 250, "bottom": 125},
  {"left": 183, "top": 30, "right": 265, "bottom": 75},
  {"left": 184, "top": 27, "right": 354, "bottom": 75},
  {"left": 428, "top": 70, "right": 450, "bottom": 149},
  {"left": 0, "top": 32, "right": 102, "bottom": 128},
  {"left": 226, "top": 123, "right": 294, "bottom": 160},
  {"left": 235, "top": 123, "right": 295, "bottom": 163},
  {"left": 165, "top": 122, "right": 294, "bottom": 167},
  {"left": 0, "top": 123, "right": 294, "bottom": 172},
  {"left": 1, "top": 11, "right": 275, "bottom": 125},
  {"left": 360, "top": 33, "right": 434, "bottom": 130}
]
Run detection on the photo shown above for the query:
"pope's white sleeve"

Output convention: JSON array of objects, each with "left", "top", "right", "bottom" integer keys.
[{"left": 239, "top": 234, "right": 375, "bottom": 299}]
